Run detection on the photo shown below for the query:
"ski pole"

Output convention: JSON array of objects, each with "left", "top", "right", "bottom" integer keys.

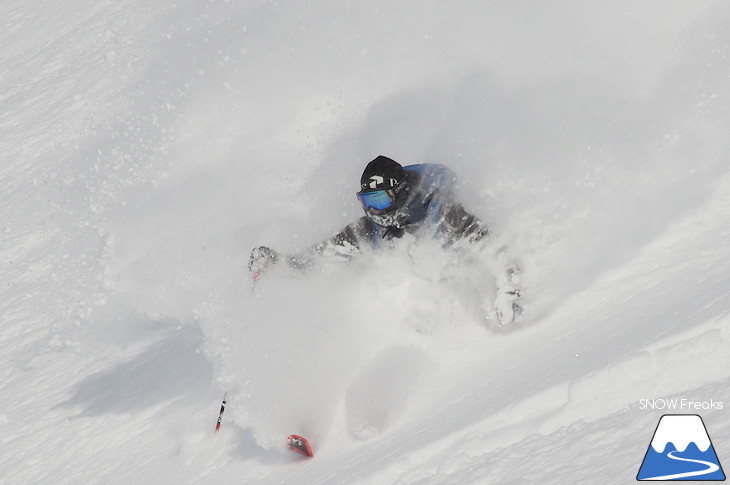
[{"left": 215, "top": 392, "right": 227, "bottom": 432}]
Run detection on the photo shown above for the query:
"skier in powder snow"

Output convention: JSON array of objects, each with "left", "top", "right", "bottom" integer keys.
[{"left": 249, "top": 155, "right": 522, "bottom": 325}]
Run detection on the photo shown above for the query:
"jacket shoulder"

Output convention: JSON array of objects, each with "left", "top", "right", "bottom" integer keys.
[{"left": 405, "top": 163, "right": 456, "bottom": 187}]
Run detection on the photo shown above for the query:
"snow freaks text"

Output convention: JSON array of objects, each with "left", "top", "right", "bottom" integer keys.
[{"left": 639, "top": 398, "right": 724, "bottom": 411}]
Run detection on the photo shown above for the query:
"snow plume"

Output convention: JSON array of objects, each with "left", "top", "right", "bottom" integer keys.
[{"left": 203, "top": 237, "right": 494, "bottom": 451}]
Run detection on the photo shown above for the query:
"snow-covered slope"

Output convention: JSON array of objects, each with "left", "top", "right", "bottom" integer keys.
[{"left": 2, "top": 1, "right": 729, "bottom": 484}]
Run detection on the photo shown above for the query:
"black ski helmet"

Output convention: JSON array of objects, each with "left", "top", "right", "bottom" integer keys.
[
  {"left": 359, "top": 156, "right": 406, "bottom": 191},
  {"left": 357, "top": 156, "right": 411, "bottom": 227}
]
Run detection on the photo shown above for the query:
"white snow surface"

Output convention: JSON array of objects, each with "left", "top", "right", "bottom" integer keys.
[{"left": 2, "top": 1, "right": 730, "bottom": 484}]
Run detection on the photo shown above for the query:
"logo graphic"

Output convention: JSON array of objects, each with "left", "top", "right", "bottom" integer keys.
[
  {"left": 637, "top": 414, "right": 725, "bottom": 481},
  {"left": 368, "top": 175, "right": 384, "bottom": 189}
]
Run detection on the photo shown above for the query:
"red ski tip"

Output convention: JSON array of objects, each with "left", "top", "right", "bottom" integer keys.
[{"left": 287, "top": 434, "right": 314, "bottom": 457}]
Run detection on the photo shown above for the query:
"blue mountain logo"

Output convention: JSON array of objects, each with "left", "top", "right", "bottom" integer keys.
[{"left": 637, "top": 414, "right": 725, "bottom": 481}]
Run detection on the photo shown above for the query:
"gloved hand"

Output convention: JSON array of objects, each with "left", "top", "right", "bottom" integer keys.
[
  {"left": 491, "top": 260, "right": 522, "bottom": 326},
  {"left": 249, "top": 246, "right": 279, "bottom": 280},
  {"left": 494, "top": 289, "right": 521, "bottom": 326}
]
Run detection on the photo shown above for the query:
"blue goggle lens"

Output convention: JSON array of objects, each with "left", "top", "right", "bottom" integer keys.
[{"left": 356, "top": 189, "right": 394, "bottom": 211}]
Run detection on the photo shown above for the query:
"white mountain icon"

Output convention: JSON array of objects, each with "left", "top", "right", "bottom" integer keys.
[{"left": 651, "top": 415, "right": 711, "bottom": 453}]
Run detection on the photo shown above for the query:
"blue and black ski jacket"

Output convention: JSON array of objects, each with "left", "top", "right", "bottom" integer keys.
[{"left": 308, "top": 163, "right": 487, "bottom": 260}]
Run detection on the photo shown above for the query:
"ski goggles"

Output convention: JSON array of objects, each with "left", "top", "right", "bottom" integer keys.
[
  {"left": 357, "top": 177, "right": 409, "bottom": 212},
  {"left": 356, "top": 189, "right": 395, "bottom": 211}
]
